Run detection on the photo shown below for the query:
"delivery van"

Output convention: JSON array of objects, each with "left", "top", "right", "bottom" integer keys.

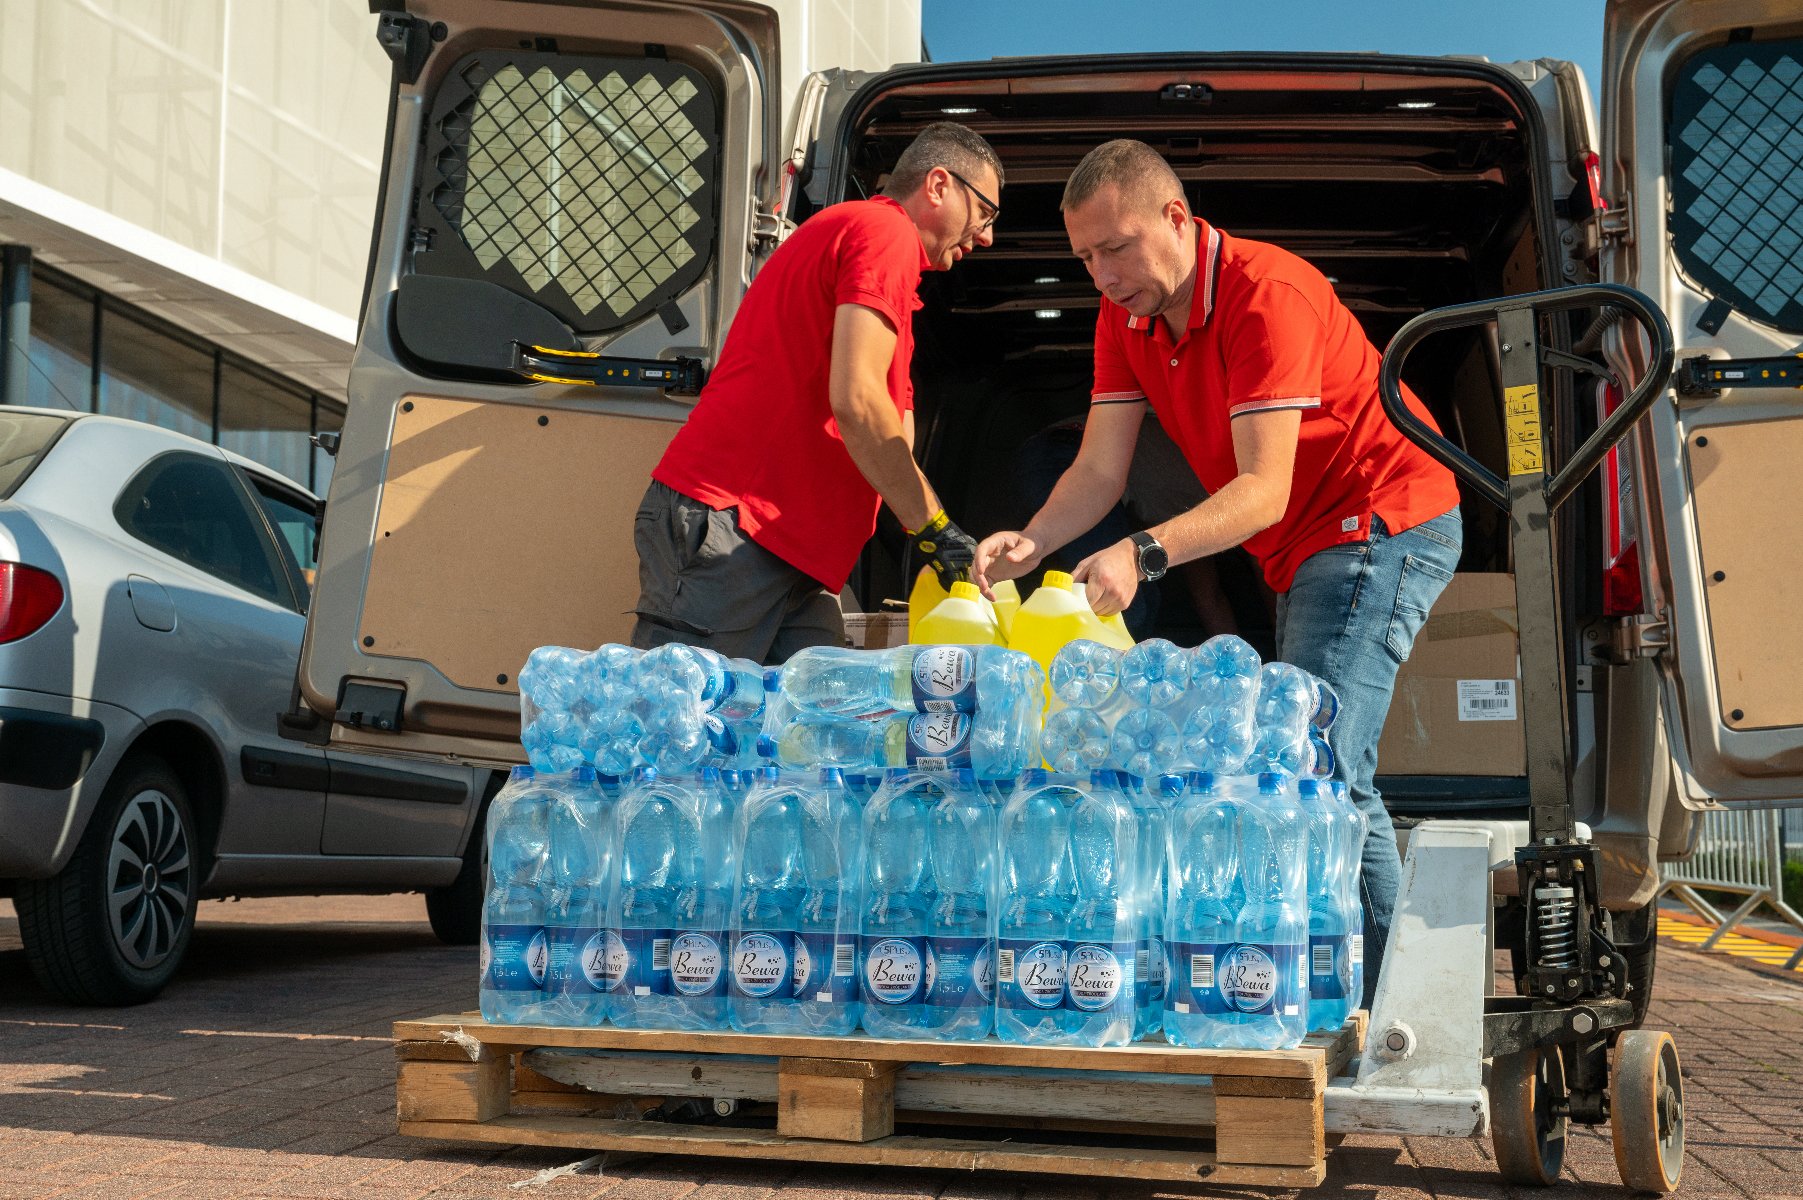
[{"left": 296, "top": 0, "right": 1803, "bottom": 1032}]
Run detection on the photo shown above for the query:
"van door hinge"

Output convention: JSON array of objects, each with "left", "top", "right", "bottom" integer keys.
[
  {"left": 338, "top": 680, "right": 406, "bottom": 733},
  {"left": 1611, "top": 615, "right": 1668, "bottom": 660},
  {"left": 1598, "top": 192, "right": 1633, "bottom": 245}
]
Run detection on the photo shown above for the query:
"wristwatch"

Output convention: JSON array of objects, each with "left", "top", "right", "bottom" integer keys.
[{"left": 1129, "top": 531, "right": 1169, "bottom": 582}]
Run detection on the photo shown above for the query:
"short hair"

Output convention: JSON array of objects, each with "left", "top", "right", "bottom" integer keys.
[
  {"left": 884, "top": 122, "right": 1004, "bottom": 200},
  {"left": 1062, "top": 139, "right": 1184, "bottom": 215}
]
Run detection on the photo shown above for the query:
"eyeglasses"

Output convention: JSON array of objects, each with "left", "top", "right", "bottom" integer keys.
[{"left": 944, "top": 168, "right": 1000, "bottom": 232}]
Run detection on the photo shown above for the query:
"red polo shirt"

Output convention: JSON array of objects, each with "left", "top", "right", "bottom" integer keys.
[
  {"left": 654, "top": 196, "right": 929, "bottom": 591},
  {"left": 1092, "top": 219, "right": 1460, "bottom": 592}
]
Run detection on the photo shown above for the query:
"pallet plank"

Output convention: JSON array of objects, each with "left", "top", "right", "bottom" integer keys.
[
  {"left": 1214, "top": 1091, "right": 1325, "bottom": 1169},
  {"left": 396, "top": 1058, "right": 508, "bottom": 1123},
  {"left": 778, "top": 1059, "right": 898, "bottom": 1141},
  {"left": 394, "top": 1114, "right": 1330, "bottom": 1185}
]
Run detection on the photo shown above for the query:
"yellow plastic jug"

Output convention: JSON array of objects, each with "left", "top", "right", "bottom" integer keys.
[
  {"left": 907, "top": 567, "right": 950, "bottom": 641},
  {"left": 1070, "top": 580, "right": 1136, "bottom": 651},
  {"left": 990, "top": 579, "right": 1021, "bottom": 640},
  {"left": 1008, "top": 571, "right": 1118, "bottom": 695},
  {"left": 915, "top": 581, "right": 1006, "bottom": 646}
]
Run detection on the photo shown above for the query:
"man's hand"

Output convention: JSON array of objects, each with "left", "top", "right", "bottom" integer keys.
[
  {"left": 1073, "top": 538, "right": 1141, "bottom": 617},
  {"left": 973, "top": 531, "right": 1044, "bottom": 597},
  {"left": 911, "top": 511, "right": 977, "bottom": 586}
]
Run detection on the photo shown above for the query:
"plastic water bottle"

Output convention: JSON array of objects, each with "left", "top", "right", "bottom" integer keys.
[
  {"left": 608, "top": 767, "right": 702, "bottom": 1029},
  {"left": 1299, "top": 779, "right": 1352, "bottom": 1032},
  {"left": 1111, "top": 706, "right": 1182, "bottom": 780},
  {"left": 647, "top": 768, "right": 735, "bottom": 1030},
  {"left": 768, "top": 710, "right": 1037, "bottom": 779},
  {"left": 1131, "top": 774, "right": 1175, "bottom": 1039},
  {"left": 1064, "top": 771, "right": 1140, "bottom": 1047},
  {"left": 523, "top": 709, "right": 586, "bottom": 775},
  {"left": 1306, "top": 730, "right": 1336, "bottom": 779},
  {"left": 776, "top": 645, "right": 1038, "bottom": 718},
  {"left": 542, "top": 767, "right": 615, "bottom": 1027},
  {"left": 1226, "top": 772, "right": 1311, "bottom": 1048},
  {"left": 1180, "top": 700, "right": 1255, "bottom": 776},
  {"left": 858, "top": 769, "right": 936, "bottom": 1038},
  {"left": 1190, "top": 635, "right": 1261, "bottom": 709},
  {"left": 728, "top": 771, "right": 804, "bottom": 1033},
  {"left": 1041, "top": 705, "right": 1112, "bottom": 774},
  {"left": 793, "top": 769, "right": 862, "bottom": 1035},
  {"left": 1120, "top": 639, "right": 1190, "bottom": 708},
  {"left": 1165, "top": 771, "right": 1244, "bottom": 1048},
  {"left": 519, "top": 645, "right": 588, "bottom": 717},
  {"left": 481, "top": 766, "right": 554, "bottom": 1024},
  {"left": 577, "top": 692, "right": 644, "bottom": 777},
  {"left": 926, "top": 768, "right": 996, "bottom": 1040},
  {"left": 1311, "top": 678, "right": 1341, "bottom": 730},
  {"left": 635, "top": 643, "right": 767, "bottom": 721},
  {"left": 1049, "top": 639, "right": 1123, "bottom": 709},
  {"left": 1250, "top": 664, "right": 1317, "bottom": 777},
  {"left": 996, "top": 770, "right": 1077, "bottom": 1044},
  {"left": 1332, "top": 780, "right": 1368, "bottom": 1007}
]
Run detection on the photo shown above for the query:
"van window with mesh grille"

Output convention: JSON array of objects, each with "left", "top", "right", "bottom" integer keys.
[
  {"left": 412, "top": 51, "right": 720, "bottom": 337},
  {"left": 1670, "top": 40, "right": 1803, "bottom": 333}
]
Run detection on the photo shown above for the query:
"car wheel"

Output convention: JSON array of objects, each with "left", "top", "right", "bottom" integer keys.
[
  {"left": 425, "top": 802, "right": 486, "bottom": 946},
  {"left": 15, "top": 756, "right": 199, "bottom": 1005}
]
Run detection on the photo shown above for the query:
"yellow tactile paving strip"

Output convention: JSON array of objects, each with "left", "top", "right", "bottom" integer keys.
[{"left": 1659, "top": 913, "right": 1803, "bottom": 970}]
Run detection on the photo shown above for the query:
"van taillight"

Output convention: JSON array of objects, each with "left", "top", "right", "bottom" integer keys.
[
  {"left": 0, "top": 564, "right": 64, "bottom": 643},
  {"left": 1603, "top": 542, "right": 1645, "bottom": 617},
  {"left": 1596, "top": 380, "right": 1645, "bottom": 617}
]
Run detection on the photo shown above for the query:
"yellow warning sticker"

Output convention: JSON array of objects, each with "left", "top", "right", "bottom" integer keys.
[{"left": 1505, "top": 383, "right": 1543, "bottom": 475}]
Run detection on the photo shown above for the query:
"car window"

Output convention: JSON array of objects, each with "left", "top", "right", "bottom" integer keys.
[
  {"left": 1669, "top": 39, "right": 1803, "bottom": 333},
  {"left": 113, "top": 453, "right": 295, "bottom": 609},
  {"left": 248, "top": 475, "right": 321, "bottom": 603},
  {"left": 0, "top": 412, "right": 71, "bottom": 499}
]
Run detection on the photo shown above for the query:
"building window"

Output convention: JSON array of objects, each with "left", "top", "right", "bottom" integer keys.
[
  {"left": 219, "top": 364, "right": 312, "bottom": 489},
  {"left": 98, "top": 306, "right": 214, "bottom": 443},
  {"left": 25, "top": 275, "right": 95, "bottom": 412}
]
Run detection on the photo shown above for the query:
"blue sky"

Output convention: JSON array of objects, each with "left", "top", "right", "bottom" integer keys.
[{"left": 922, "top": 0, "right": 1606, "bottom": 95}]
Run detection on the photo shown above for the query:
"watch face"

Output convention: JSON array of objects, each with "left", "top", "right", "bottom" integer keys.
[{"left": 1138, "top": 539, "right": 1168, "bottom": 579}]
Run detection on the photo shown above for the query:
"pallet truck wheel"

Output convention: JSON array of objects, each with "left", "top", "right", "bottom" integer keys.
[
  {"left": 1611, "top": 1030, "right": 1685, "bottom": 1194},
  {"left": 1490, "top": 1047, "right": 1567, "bottom": 1186}
]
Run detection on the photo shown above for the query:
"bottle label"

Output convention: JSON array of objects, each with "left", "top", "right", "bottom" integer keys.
[
  {"left": 1169, "top": 941, "right": 1305, "bottom": 1018},
  {"left": 1148, "top": 935, "right": 1168, "bottom": 1000},
  {"left": 1310, "top": 933, "right": 1352, "bottom": 1002},
  {"left": 793, "top": 933, "right": 858, "bottom": 1004},
  {"left": 1066, "top": 941, "right": 1136, "bottom": 1013},
  {"left": 1351, "top": 934, "right": 1365, "bottom": 965},
  {"left": 669, "top": 930, "right": 726, "bottom": 998},
  {"left": 619, "top": 927, "right": 673, "bottom": 997},
  {"left": 482, "top": 923, "right": 547, "bottom": 992},
  {"left": 544, "top": 925, "right": 607, "bottom": 995},
  {"left": 911, "top": 646, "right": 977, "bottom": 713},
  {"left": 730, "top": 931, "right": 793, "bottom": 999},
  {"left": 905, "top": 712, "right": 974, "bottom": 770},
  {"left": 861, "top": 935, "right": 927, "bottom": 1006},
  {"left": 598, "top": 930, "right": 629, "bottom": 994},
  {"left": 926, "top": 935, "right": 993, "bottom": 1008},
  {"left": 996, "top": 938, "right": 1067, "bottom": 1010}
]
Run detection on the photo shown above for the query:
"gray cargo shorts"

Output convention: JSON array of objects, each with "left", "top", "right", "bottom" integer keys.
[{"left": 630, "top": 481, "right": 845, "bottom": 665}]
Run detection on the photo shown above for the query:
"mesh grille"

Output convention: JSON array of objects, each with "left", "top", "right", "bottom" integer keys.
[
  {"left": 1670, "top": 42, "right": 1803, "bottom": 333},
  {"left": 420, "top": 54, "right": 718, "bottom": 333}
]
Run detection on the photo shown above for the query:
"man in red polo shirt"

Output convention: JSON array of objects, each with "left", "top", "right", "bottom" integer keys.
[
  {"left": 633, "top": 123, "right": 1002, "bottom": 662},
  {"left": 974, "top": 139, "right": 1462, "bottom": 1007}
]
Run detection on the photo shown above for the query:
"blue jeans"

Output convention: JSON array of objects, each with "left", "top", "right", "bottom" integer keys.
[{"left": 1274, "top": 509, "right": 1463, "bottom": 1008}]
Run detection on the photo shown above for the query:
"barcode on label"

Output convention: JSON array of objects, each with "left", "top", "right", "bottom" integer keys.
[
  {"left": 997, "top": 948, "right": 1015, "bottom": 983},
  {"left": 1312, "top": 944, "right": 1334, "bottom": 975},
  {"left": 1190, "top": 953, "right": 1214, "bottom": 990},
  {"left": 1456, "top": 679, "right": 1517, "bottom": 721},
  {"left": 917, "top": 756, "right": 949, "bottom": 770},
  {"left": 1136, "top": 948, "right": 1149, "bottom": 975},
  {"left": 652, "top": 938, "right": 671, "bottom": 971},
  {"left": 833, "top": 941, "right": 855, "bottom": 977},
  {"left": 1351, "top": 935, "right": 1364, "bottom": 965}
]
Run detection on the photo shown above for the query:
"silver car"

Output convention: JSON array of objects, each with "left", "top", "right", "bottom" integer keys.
[{"left": 0, "top": 408, "right": 495, "bottom": 1004}]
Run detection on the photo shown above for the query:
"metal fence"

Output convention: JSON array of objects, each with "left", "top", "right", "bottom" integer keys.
[{"left": 1661, "top": 805, "right": 1803, "bottom": 969}]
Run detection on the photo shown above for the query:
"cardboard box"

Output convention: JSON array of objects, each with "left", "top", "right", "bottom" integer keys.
[
  {"left": 842, "top": 611, "right": 908, "bottom": 650},
  {"left": 1377, "top": 572, "right": 1526, "bottom": 776}
]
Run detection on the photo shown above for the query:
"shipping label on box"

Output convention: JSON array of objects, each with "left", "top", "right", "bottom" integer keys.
[{"left": 1377, "top": 573, "right": 1526, "bottom": 776}]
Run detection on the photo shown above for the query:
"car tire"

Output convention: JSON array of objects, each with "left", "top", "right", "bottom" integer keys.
[
  {"left": 15, "top": 756, "right": 200, "bottom": 1005},
  {"left": 425, "top": 803, "right": 486, "bottom": 946}
]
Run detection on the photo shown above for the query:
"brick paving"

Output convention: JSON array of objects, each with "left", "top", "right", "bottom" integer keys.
[{"left": 2, "top": 893, "right": 1801, "bottom": 1199}]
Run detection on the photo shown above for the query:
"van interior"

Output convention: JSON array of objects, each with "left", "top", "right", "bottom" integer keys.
[{"left": 812, "top": 63, "right": 1592, "bottom": 657}]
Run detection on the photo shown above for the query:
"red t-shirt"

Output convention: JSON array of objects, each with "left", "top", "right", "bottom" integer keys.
[
  {"left": 654, "top": 196, "right": 929, "bottom": 590},
  {"left": 1092, "top": 219, "right": 1460, "bottom": 592}
]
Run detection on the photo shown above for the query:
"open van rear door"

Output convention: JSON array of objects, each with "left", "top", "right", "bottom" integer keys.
[
  {"left": 1602, "top": 1, "right": 1803, "bottom": 802},
  {"left": 298, "top": 0, "right": 786, "bottom": 762}
]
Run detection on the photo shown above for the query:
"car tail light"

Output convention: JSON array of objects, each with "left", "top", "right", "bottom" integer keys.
[
  {"left": 1596, "top": 381, "right": 1647, "bottom": 617},
  {"left": 0, "top": 563, "right": 64, "bottom": 643}
]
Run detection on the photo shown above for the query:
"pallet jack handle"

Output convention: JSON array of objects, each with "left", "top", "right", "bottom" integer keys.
[{"left": 1376, "top": 283, "right": 1674, "bottom": 514}]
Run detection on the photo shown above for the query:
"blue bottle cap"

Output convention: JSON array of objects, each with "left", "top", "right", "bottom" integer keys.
[
  {"left": 819, "top": 767, "right": 845, "bottom": 786},
  {"left": 508, "top": 764, "right": 535, "bottom": 782},
  {"left": 756, "top": 734, "right": 777, "bottom": 758},
  {"left": 1089, "top": 768, "right": 1114, "bottom": 789},
  {"left": 1187, "top": 771, "right": 1216, "bottom": 795},
  {"left": 760, "top": 766, "right": 780, "bottom": 783},
  {"left": 884, "top": 766, "right": 912, "bottom": 784},
  {"left": 572, "top": 765, "right": 597, "bottom": 784},
  {"left": 952, "top": 766, "right": 977, "bottom": 788},
  {"left": 763, "top": 667, "right": 781, "bottom": 691},
  {"left": 1157, "top": 773, "right": 1184, "bottom": 798},
  {"left": 1298, "top": 778, "right": 1321, "bottom": 799},
  {"left": 633, "top": 765, "right": 659, "bottom": 784},
  {"left": 702, "top": 765, "right": 721, "bottom": 782},
  {"left": 1257, "top": 771, "right": 1284, "bottom": 794},
  {"left": 1021, "top": 767, "right": 1050, "bottom": 789}
]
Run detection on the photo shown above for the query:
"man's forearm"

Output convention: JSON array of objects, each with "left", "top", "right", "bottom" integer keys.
[
  {"left": 1023, "top": 460, "right": 1129, "bottom": 556},
  {"left": 836, "top": 389, "right": 940, "bottom": 532},
  {"left": 1147, "top": 473, "right": 1286, "bottom": 566}
]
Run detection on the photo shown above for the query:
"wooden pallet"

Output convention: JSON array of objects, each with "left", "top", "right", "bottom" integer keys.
[{"left": 394, "top": 1012, "right": 1366, "bottom": 1187}]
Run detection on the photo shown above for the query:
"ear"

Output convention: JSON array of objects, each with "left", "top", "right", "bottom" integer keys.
[
  {"left": 1165, "top": 195, "right": 1191, "bottom": 235},
  {"left": 924, "top": 165, "right": 953, "bottom": 209}
]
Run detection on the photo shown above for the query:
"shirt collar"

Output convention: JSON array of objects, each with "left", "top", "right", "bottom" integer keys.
[
  {"left": 870, "top": 194, "right": 934, "bottom": 272},
  {"left": 1123, "top": 217, "right": 1223, "bottom": 337}
]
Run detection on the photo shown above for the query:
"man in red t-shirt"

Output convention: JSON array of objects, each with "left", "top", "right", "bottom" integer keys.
[
  {"left": 633, "top": 123, "right": 1002, "bottom": 663},
  {"left": 974, "top": 140, "right": 1463, "bottom": 1007}
]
